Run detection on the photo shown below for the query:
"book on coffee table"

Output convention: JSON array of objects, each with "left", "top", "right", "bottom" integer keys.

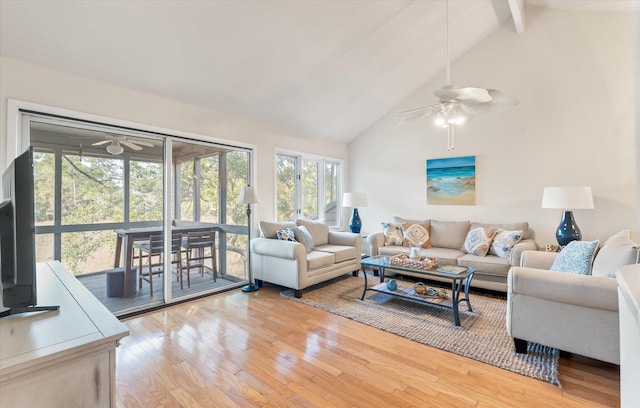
[{"left": 437, "top": 265, "right": 468, "bottom": 275}]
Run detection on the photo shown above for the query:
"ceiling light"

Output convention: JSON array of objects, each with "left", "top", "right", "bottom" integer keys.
[{"left": 106, "top": 141, "right": 124, "bottom": 155}]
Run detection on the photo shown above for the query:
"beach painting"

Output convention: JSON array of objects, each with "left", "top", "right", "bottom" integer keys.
[{"left": 426, "top": 155, "right": 476, "bottom": 205}]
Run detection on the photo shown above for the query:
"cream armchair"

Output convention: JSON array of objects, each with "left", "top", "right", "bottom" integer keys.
[
  {"left": 506, "top": 250, "right": 620, "bottom": 364},
  {"left": 251, "top": 219, "right": 362, "bottom": 298}
]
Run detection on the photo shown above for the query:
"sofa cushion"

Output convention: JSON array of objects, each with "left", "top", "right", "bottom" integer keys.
[
  {"left": 261, "top": 221, "right": 296, "bottom": 239},
  {"left": 592, "top": 230, "right": 640, "bottom": 278},
  {"left": 490, "top": 229, "right": 523, "bottom": 259},
  {"left": 421, "top": 247, "right": 465, "bottom": 265},
  {"left": 294, "top": 226, "right": 314, "bottom": 253},
  {"left": 382, "top": 223, "right": 404, "bottom": 246},
  {"left": 472, "top": 221, "right": 530, "bottom": 240},
  {"left": 315, "top": 244, "right": 358, "bottom": 263},
  {"left": 550, "top": 240, "right": 599, "bottom": 275},
  {"left": 306, "top": 250, "right": 335, "bottom": 270},
  {"left": 462, "top": 227, "right": 497, "bottom": 256},
  {"left": 429, "top": 220, "right": 470, "bottom": 249},
  {"left": 296, "top": 219, "right": 329, "bottom": 246},
  {"left": 458, "top": 254, "right": 510, "bottom": 277},
  {"left": 378, "top": 245, "right": 409, "bottom": 257},
  {"left": 276, "top": 227, "right": 297, "bottom": 242}
]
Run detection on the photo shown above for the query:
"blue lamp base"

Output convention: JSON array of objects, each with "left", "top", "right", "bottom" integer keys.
[
  {"left": 349, "top": 208, "right": 362, "bottom": 233},
  {"left": 556, "top": 210, "right": 582, "bottom": 247}
]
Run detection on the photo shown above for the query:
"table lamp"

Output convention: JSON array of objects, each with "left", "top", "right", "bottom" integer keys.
[
  {"left": 342, "top": 192, "right": 367, "bottom": 233},
  {"left": 239, "top": 185, "right": 260, "bottom": 292},
  {"left": 541, "top": 186, "right": 594, "bottom": 247}
]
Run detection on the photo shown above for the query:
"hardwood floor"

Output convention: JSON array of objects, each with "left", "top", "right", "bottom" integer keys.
[{"left": 116, "top": 283, "right": 620, "bottom": 407}]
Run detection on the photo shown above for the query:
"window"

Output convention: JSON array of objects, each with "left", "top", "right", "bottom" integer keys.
[{"left": 275, "top": 152, "right": 342, "bottom": 226}]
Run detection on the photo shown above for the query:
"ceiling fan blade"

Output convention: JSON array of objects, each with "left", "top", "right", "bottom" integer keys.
[
  {"left": 120, "top": 140, "right": 143, "bottom": 151},
  {"left": 434, "top": 86, "right": 492, "bottom": 103},
  {"left": 486, "top": 89, "right": 520, "bottom": 105},
  {"left": 92, "top": 140, "right": 111, "bottom": 146},
  {"left": 396, "top": 104, "right": 443, "bottom": 123},
  {"left": 128, "top": 140, "right": 154, "bottom": 147}
]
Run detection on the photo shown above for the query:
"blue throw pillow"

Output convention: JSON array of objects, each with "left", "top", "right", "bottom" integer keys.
[
  {"left": 550, "top": 240, "right": 599, "bottom": 275},
  {"left": 276, "top": 227, "right": 297, "bottom": 242},
  {"left": 294, "top": 225, "right": 314, "bottom": 253}
]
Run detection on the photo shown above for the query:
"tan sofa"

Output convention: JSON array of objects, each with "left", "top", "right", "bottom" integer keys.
[
  {"left": 251, "top": 219, "right": 362, "bottom": 298},
  {"left": 506, "top": 230, "right": 640, "bottom": 365},
  {"left": 366, "top": 217, "right": 537, "bottom": 292}
]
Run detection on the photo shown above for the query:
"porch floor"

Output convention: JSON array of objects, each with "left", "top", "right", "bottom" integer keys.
[{"left": 77, "top": 267, "right": 242, "bottom": 315}]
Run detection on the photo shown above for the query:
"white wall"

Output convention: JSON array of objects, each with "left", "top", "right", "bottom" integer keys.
[
  {"left": 0, "top": 56, "right": 349, "bottom": 226},
  {"left": 349, "top": 7, "right": 637, "bottom": 247}
]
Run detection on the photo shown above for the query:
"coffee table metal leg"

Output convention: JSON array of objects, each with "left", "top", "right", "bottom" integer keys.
[
  {"left": 360, "top": 265, "right": 368, "bottom": 300},
  {"left": 461, "top": 271, "right": 474, "bottom": 312},
  {"left": 450, "top": 279, "right": 462, "bottom": 326}
]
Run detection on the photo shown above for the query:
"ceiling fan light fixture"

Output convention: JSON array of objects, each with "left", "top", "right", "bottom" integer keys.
[
  {"left": 434, "top": 111, "right": 449, "bottom": 128},
  {"left": 106, "top": 141, "right": 124, "bottom": 155}
]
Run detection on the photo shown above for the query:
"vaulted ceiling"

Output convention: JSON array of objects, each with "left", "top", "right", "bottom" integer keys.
[{"left": 0, "top": 1, "right": 634, "bottom": 143}]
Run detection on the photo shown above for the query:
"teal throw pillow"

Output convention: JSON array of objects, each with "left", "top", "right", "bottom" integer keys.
[{"left": 550, "top": 240, "right": 599, "bottom": 275}]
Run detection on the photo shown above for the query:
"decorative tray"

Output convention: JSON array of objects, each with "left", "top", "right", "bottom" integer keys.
[{"left": 388, "top": 254, "right": 438, "bottom": 270}]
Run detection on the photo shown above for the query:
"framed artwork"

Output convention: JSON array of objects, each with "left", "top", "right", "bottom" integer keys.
[{"left": 426, "top": 155, "right": 476, "bottom": 205}]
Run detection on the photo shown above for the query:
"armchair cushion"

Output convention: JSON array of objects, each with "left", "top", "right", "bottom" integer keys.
[
  {"left": 550, "top": 240, "right": 599, "bottom": 275},
  {"left": 592, "top": 230, "right": 640, "bottom": 278}
]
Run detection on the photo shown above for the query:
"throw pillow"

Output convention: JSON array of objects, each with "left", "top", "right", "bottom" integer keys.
[
  {"left": 276, "top": 227, "right": 297, "bottom": 242},
  {"left": 402, "top": 223, "right": 431, "bottom": 248},
  {"left": 490, "top": 229, "right": 523, "bottom": 259},
  {"left": 550, "top": 240, "right": 600, "bottom": 275},
  {"left": 382, "top": 223, "right": 404, "bottom": 246},
  {"left": 591, "top": 230, "right": 640, "bottom": 278},
  {"left": 294, "top": 225, "right": 314, "bottom": 253},
  {"left": 461, "top": 227, "right": 497, "bottom": 257}
]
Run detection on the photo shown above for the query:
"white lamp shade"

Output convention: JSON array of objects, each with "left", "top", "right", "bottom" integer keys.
[
  {"left": 541, "top": 186, "right": 594, "bottom": 210},
  {"left": 238, "top": 186, "right": 260, "bottom": 205},
  {"left": 343, "top": 192, "right": 367, "bottom": 208}
]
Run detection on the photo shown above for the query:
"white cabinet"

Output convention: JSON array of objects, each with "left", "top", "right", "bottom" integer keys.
[
  {"left": 616, "top": 264, "right": 640, "bottom": 408},
  {"left": 0, "top": 262, "right": 129, "bottom": 407}
]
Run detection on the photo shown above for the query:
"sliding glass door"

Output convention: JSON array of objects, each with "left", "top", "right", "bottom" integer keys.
[{"left": 23, "top": 113, "right": 252, "bottom": 315}]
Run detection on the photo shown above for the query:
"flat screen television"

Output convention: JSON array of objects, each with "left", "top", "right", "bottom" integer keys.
[{"left": 0, "top": 147, "right": 58, "bottom": 317}]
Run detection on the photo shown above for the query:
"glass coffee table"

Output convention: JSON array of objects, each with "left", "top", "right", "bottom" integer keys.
[{"left": 360, "top": 255, "right": 474, "bottom": 327}]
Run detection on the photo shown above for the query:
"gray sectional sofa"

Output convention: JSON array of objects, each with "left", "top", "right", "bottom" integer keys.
[{"left": 366, "top": 216, "right": 537, "bottom": 292}]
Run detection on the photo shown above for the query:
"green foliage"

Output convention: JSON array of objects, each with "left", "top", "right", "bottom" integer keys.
[{"left": 34, "top": 147, "right": 250, "bottom": 275}]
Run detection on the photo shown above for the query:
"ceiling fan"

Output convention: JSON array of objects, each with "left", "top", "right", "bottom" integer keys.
[
  {"left": 397, "top": 0, "right": 519, "bottom": 150},
  {"left": 92, "top": 135, "right": 154, "bottom": 155}
]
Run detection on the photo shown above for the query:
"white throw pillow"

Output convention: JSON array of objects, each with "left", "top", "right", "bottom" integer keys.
[
  {"left": 462, "top": 227, "right": 496, "bottom": 257},
  {"left": 591, "top": 230, "right": 640, "bottom": 278},
  {"left": 382, "top": 223, "right": 404, "bottom": 246},
  {"left": 490, "top": 229, "right": 523, "bottom": 259}
]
